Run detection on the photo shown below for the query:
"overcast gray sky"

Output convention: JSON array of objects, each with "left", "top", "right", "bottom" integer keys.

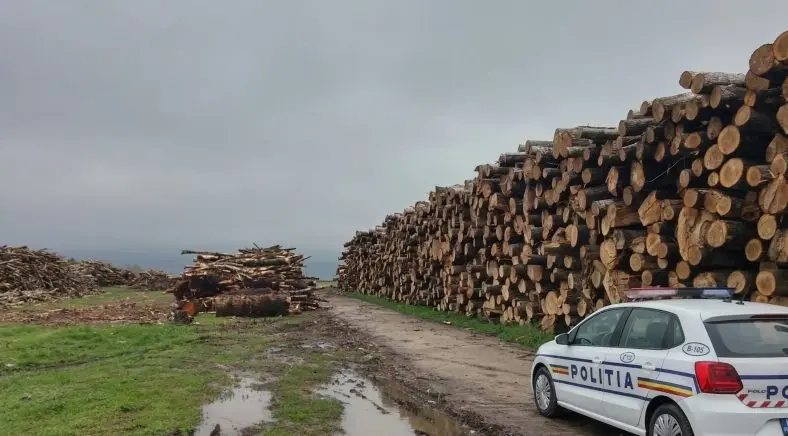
[{"left": 1, "top": 0, "right": 787, "bottom": 260}]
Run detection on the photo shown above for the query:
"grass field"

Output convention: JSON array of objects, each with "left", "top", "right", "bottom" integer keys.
[
  {"left": 0, "top": 288, "right": 358, "bottom": 436},
  {"left": 9, "top": 287, "right": 173, "bottom": 312},
  {"left": 349, "top": 292, "right": 554, "bottom": 349}
]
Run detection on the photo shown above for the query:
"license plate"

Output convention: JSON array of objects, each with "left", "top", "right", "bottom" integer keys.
[{"left": 781, "top": 418, "right": 788, "bottom": 436}]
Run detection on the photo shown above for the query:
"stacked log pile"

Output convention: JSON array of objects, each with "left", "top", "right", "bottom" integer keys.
[
  {"left": 337, "top": 30, "right": 788, "bottom": 333},
  {"left": 173, "top": 245, "right": 322, "bottom": 316},
  {"left": 0, "top": 246, "right": 98, "bottom": 307}
]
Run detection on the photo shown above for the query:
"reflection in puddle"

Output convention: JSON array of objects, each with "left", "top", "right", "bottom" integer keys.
[
  {"left": 194, "top": 376, "right": 273, "bottom": 436},
  {"left": 318, "top": 371, "right": 468, "bottom": 436}
]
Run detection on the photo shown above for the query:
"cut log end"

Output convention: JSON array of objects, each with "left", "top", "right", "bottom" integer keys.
[
  {"left": 757, "top": 214, "right": 778, "bottom": 240},
  {"left": 774, "top": 30, "right": 788, "bottom": 63},
  {"left": 750, "top": 43, "right": 776, "bottom": 76},
  {"left": 718, "top": 125, "right": 741, "bottom": 156},
  {"left": 746, "top": 238, "right": 765, "bottom": 262}
]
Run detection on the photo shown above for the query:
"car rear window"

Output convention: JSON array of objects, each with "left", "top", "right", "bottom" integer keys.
[{"left": 704, "top": 316, "right": 788, "bottom": 358}]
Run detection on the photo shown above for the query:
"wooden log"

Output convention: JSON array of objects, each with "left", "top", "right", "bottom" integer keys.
[
  {"left": 679, "top": 71, "right": 697, "bottom": 89},
  {"left": 758, "top": 176, "right": 788, "bottom": 215},
  {"left": 768, "top": 229, "right": 788, "bottom": 263},
  {"left": 747, "top": 164, "right": 775, "bottom": 187},
  {"left": 693, "top": 271, "right": 733, "bottom": 288},
  {"left": 577, "top": 186, "right": 614, "bottom": 211},
  {"left": 629, "top": 253, "right": 659, "bottom": 272},
  {"left": 727, "top": 270, "right": 756, "bottom": 295},
  {"left": 735, "top": 105, "right": 779, "bottom": 132},
  {"left": 619, "top": 118, "right": 655, "bottom": 136},
  {"left": 720, "top": 158, "right": 758, "bottom": 189},
  {"left": 691, "top": 72, "right": 746, "bottom": 94},
  {"left": 774, "top": 31, "right": 788, "bottom": 65},
  {"left": 652, "top": 93, "right": 694, "bottom": 122},
  {"left": 705, "top": 219, "right": 753, "bottom": 249},
  {"left": 710, "top": 85, "right": 748, "bottom": 110},
  {"left": 750, "top": 43, "right": 788, "bottom": 78},
  {"left": 779, "top": 104, "right": 788, "bottom": 135},
  {"left": 757, "top": 214, "right": 779, "bottom": 240},
  {"left": 746, "top": 238, "right": 768, "bottom": 262},
  {"left": 756, "top": 262, "right": 788, "bottom": 297},
  {"left": 766, "top": 134, "right": 788, "bottom": 163},
  {"left": 642, "top": 269, "right": 670, "bottom": 287}
]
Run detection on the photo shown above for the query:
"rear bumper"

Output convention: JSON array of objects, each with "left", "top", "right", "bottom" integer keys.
[{"left": 682, "top": 395, "right": 788, "bottom": 436}]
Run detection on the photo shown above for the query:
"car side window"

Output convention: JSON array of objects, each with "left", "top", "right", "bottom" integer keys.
[
  {"left": 572, "top": 308, "right": 625, "bottom": 346},
  {"left": 668, "top": 316, "right": 685, "bottom": 348},
  {"left": 619, "top": 309, "right": 675, "bottom": 349}
]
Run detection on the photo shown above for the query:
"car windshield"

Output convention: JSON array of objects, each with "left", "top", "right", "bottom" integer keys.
[{"left": 704, "top": 316, "right": 788, "bottom": 358}]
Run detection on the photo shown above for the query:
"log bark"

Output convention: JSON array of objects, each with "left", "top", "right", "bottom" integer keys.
[{"left": 691, "top": 72, "right": 746, "bottom": 94}]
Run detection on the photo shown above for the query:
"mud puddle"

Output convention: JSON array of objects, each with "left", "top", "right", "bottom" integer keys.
[
  {"left": 319, "top": 371, "right": 469, "bottom": 436},
  {"left": 194, "top": 376, "right": 273, "bottom": 436}
]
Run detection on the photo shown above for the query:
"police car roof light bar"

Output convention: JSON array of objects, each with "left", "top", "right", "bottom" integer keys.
[{"left": 625, "top": 287, "right": 734, "bottom": 301}]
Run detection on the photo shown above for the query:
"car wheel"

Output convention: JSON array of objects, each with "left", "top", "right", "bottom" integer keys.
[
  {"left": 648, "top": 403, "right": 694, "bottom": 436},
  {"left": 533, "top": 367, "right": 560, "bottom": 417}
]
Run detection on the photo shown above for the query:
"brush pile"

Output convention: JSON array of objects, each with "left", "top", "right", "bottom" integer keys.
[
  {"left": 128, "top": 269, "right": 179, "bottom": 292},
  {"left": 337, "top": 30, "right": 788, "bottom": 333},
  {"left": 0, "top": 245, "right": 98, "bottom": 307},
  {"left": 70, "top": 260, "right": 177, "bottom": 291},
  {"left": 70, "top": 260, "right": 137, "bottom": 287},
  {"left": 173, "top": 245, "right": 322, "bottom": 316}
]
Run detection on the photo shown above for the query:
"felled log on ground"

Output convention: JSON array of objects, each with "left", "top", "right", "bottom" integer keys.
[{"left": 213, "top": 294, "right": 291, "bottom": 317}]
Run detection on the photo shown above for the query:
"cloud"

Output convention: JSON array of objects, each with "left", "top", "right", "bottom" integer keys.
[{"left": 1, "top": 0, "right": 786, "bottom": 257}]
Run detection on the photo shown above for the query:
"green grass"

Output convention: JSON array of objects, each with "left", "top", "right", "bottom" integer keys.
[
  {"left": 0, "top": 290, "right": 358, "bottom": 436},
  {"left": 0, "top": 323, "right": 226, "bottom": 436},
  {"left": 350, "top": 292, "right": 554, "bottom": 349},
  {"left": 10, "top": 287, "right": 172, "bottom": 313}
]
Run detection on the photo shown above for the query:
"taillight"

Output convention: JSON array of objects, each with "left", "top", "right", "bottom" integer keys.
[{"left": 694, "top": 361, "right": 743, "bottom": 394}]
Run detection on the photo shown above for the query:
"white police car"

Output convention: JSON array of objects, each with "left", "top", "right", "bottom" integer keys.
[{"left": 530, "top": 287, "right": 788, "bottom": 436}]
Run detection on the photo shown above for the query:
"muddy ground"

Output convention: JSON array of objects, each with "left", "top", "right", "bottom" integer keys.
[
  {"left": 2, "top": 289, "right": 628, "bottom": 435},
  {"left": 324, "top": 291, "right": 628, "bottom": 436}
]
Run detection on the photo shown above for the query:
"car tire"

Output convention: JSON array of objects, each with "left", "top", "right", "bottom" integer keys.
[
  {"left": 533, "top": 367, "right": 561, "bottom": 417},
  {"left": 648, "top": 403, "right": 694, "bottom": 436}
]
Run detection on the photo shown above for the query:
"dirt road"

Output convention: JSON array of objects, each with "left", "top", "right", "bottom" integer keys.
[{"left": 328, "top": 294, "right": 628, "bottom": 436}]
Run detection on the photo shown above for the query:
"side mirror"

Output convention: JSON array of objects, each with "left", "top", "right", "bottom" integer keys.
[{"left": 555, "top": 333, "right": 569, "bottom": 345}]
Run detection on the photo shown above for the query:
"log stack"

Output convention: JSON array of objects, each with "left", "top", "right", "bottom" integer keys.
[
  {"left": 0, "top": 245, "right": 99, "bottom": 307},
  {"left": 173, "top": 244, "right": 322, "bottom": 316},
  {"left": 337, "top": 30, "right": 788, "bottom": 333}
]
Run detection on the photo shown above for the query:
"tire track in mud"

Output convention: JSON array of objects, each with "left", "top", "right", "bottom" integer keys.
[{"left": 327, "top": 294, "right": 629, "bottom": 436}]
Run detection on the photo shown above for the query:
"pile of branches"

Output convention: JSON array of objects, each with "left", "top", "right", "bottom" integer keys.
[
  {"left": 337, "top": 30, "right": 788, "bottom": 333},
  {"left": 0, "top": 245, "right": 99, "bottom": 307},
  {"left": 70, "top": 260, "right": 177, "bottom": 291},
  {"left": 128, "top": 269, "right": 179, "bottom": 292},
  {"left": 173, "top": 244, "right": 322, "bottom": 316},
  {"left": 70, "top": 260, "right": 136, "bottom": 287}
]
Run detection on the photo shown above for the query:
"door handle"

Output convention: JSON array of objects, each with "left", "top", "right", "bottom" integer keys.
[
  {"left": 642, "top": 363, "right": 657, "bottom": 371},
  {"left": 592, "top": 357, "right": 603, "bottom": 364}
]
